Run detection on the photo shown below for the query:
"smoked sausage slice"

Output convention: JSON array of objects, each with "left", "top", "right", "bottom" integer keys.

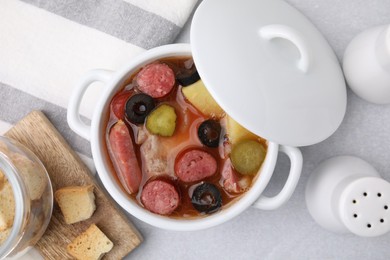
[
  {"left": 136, "top": 63, "right": 175, "bottom": 98},
  {"left": 109, "top": 120, "right": 142, "bottom": 194},
  {"left": 175, "top": 149, "right": 217, "bottom": 182},
  {"left": 141, "top": 179, "right": 180, "bottom": 215}
]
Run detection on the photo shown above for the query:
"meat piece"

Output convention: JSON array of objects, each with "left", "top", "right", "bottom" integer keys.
[
  {"left": 136, "top": 63, "right": 175, "bottom": 98},
  {"left": 221, "top": 159, "right": 241, "bottom": 193},
  {"left": 221, "top": 159, "right": 250, "bottom": 193},
  {"left": 140, "top": 135, "right": 168, "bottom": 177},
  {"left": 175, "top": 149, "right": 217, "bottom": 182},
  {"left": 141, "top": 179, "right": 180, "bottom": 215},
  {"left": 136, "top": 126, "right": 148, "bottom": 145},
  {"left": 108, "top": 120, "right": 142, "bottom": 194}
]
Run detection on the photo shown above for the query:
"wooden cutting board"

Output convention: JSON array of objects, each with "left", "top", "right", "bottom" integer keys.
[{"left": 5, "top": 111, "right": 142, "bottom": 259}]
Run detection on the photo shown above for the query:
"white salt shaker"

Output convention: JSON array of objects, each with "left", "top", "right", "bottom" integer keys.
[
  {"left": 343, "top": 25, "right": 390, "bottom": 104},
  {"left": 306, "top": 156, "right": 390, "bottom": 237}
]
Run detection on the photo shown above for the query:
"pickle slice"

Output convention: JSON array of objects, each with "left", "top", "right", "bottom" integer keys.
[
  {"left": 146, "top": 104, "right": 177, "bottom": 137},
  {"left": 230, "top": 140, "right": 266, "bottom": 175}
]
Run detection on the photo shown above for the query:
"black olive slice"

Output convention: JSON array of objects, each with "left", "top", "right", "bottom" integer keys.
[
  {"left": 198, "top": 120, "right": 221, "bottom": 148},
  {"left": 191, "top": 183, "right": 222, "bottom": 214},
  {"left": 177, "top": 70, "right": 200, "bottom": 87},
  {"left": 125, "top": 93, "right": 155, "bottom": 124}
]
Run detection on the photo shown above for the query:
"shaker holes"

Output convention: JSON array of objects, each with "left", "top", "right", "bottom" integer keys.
[
  {"left": 385, "top": 205, "right": 388, "bottom": 210},
  {"left": 380, "top": 219, "right": 384, "bottom": 223},
  {"left": 367, "top": 224, "right": 372, "bottom": 228},
  {"left": 363, "top": 192, "right": 368, "bottom": 197},
  {"left": 378, "top": 193, "right": 382, "bottom": 197},
  {"left": 352, "top": 199, "right": 357, "bottom": 204},
  {"left": 353, "top": 214, "right": 358, "bottom": 218}
]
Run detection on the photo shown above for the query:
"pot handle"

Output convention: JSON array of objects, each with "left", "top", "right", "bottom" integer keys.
[
  {"left": 67, "top": 69, "right": 113, "bottom": 141},
  {"left": 252, "top": 145, "right": 302, "bottom": 210},
  {"left": 259, "top": 24, "right": 311, "bottom": 73}
]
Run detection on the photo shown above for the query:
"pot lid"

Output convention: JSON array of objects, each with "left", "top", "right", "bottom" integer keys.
[{"left": 190, "top": 0, "right": 347, "bottom": 147}]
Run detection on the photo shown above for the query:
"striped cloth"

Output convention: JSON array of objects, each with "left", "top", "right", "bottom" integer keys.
[{"left": 0, "top": 0, "right": 197, "bottom": 171}]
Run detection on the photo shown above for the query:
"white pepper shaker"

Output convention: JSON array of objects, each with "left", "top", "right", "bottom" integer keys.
[
  {"left": 343, "top": 25, "right": 390, "bottom": 104},
  {"left": 306, "top": 156, "right": 390, "bottom": 237}
]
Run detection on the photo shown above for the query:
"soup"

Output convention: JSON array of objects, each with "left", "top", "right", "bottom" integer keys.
[{"left": 105, "top": 57, "right": 267, "bottom": 218}]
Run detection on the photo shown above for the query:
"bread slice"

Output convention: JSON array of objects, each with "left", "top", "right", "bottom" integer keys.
[
  {"left": 10, "top": 152, "right": 47, "bottom": 200},
  {"left": 55, "top": 185, "right": 96, "bottom": 224},
  {"left": 0, "top": 182, "right": 15, "bottom": 231},
  {"left": 0, "top": 169, "right": 5, "bottom": 191},
  {"left": 67, "top": 224, "right": 113, "bottom": 260},
  {"left": 0, "top": 227, "right": 11, "bottom": 245}
]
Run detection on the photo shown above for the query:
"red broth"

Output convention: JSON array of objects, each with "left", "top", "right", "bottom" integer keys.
[{"left": 105, "top": 57, "right": 267, "bottom": 218}]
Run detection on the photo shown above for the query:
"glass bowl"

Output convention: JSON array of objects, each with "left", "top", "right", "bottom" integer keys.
[{"left": 0, "top": 136, "right": 53, "bottom": 259}]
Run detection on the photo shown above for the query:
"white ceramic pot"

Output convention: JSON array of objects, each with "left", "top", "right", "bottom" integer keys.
[{"left": 67, "top": 44, "right": 303, "bottom": 231}]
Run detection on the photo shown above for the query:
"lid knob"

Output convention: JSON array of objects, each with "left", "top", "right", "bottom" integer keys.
[{"left": 259, "top": 24, "right": 311, "bottom": 73}]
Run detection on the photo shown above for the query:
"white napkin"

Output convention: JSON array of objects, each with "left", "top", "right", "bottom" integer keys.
[{"left": 0, "top": 0, "right": 197, "bottom": 162}]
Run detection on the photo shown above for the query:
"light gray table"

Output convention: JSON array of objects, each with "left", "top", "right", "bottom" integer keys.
[{"left": 127, "top": 1, "right": 390, "bottom": 259}]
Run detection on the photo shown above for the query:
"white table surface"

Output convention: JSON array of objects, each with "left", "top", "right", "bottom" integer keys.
[{"left": 19, "top": 0, "right": 390, "bottom": 259}]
